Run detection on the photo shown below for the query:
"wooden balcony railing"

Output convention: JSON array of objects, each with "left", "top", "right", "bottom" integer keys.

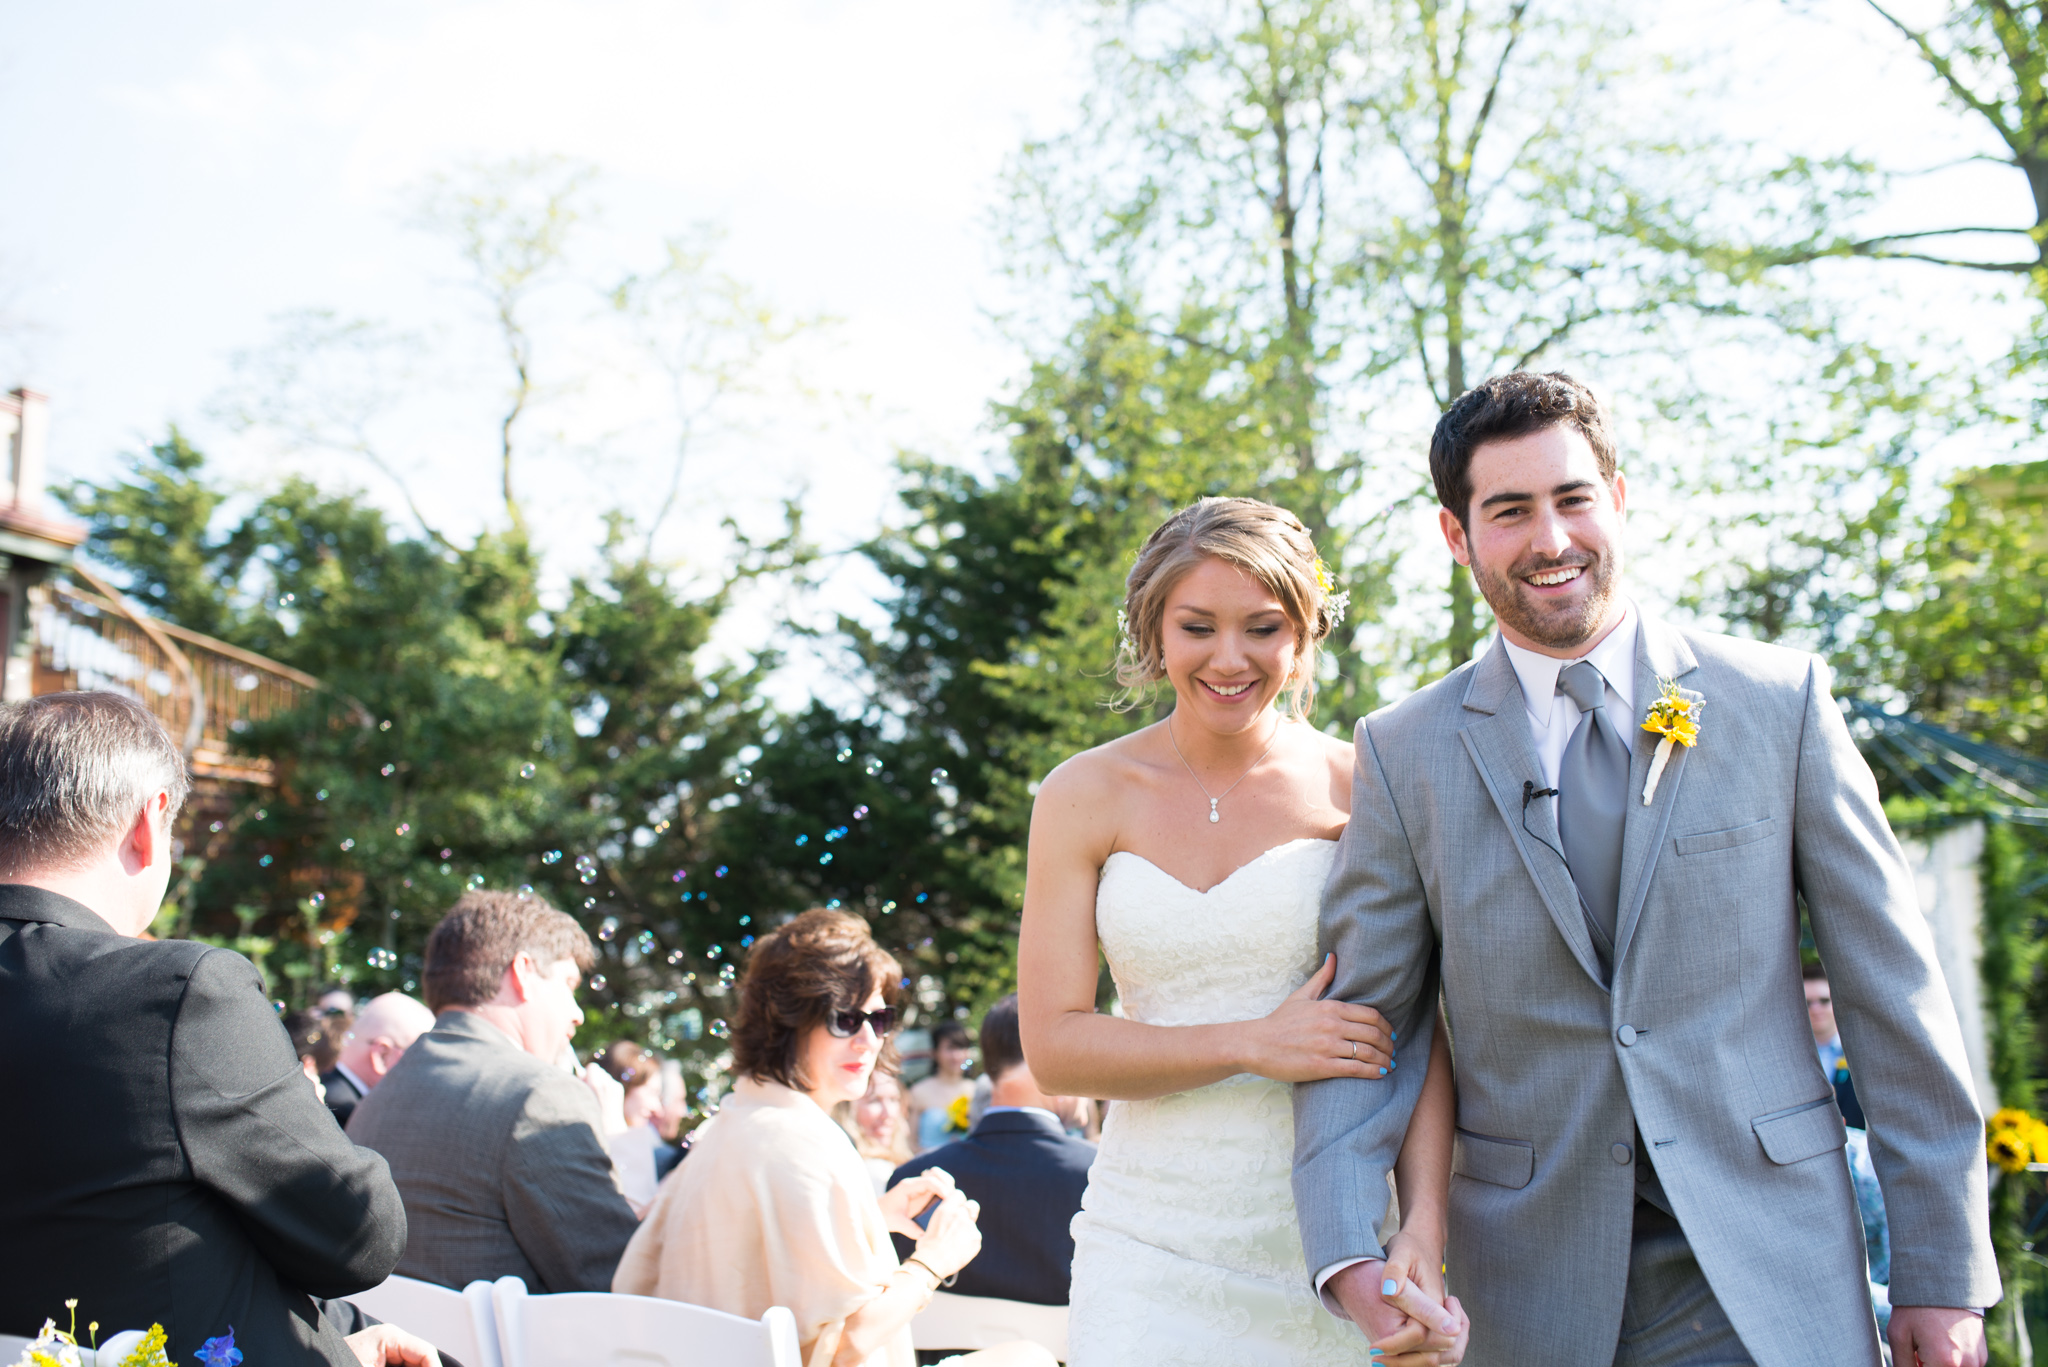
[{"left": 31, "top": 569, "right": 323, "bottom": 784}]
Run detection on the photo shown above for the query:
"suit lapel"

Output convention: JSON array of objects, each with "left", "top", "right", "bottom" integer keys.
[
  {"left": 1610, "top": 615, "right": 1701, "bottom": 970},
  {"left": 1458, "top": 640, "right": 1609, "bottom": 989}
]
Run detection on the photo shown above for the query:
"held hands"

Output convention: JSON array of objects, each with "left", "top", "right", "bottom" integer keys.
[
  {"left": 1245, "top": 954, "right": 1395, "bottom": 1083},
  {"left": 1329, "top": 1253, "right": 1468, "bottom": 1367},
  {"left": 1888, "top": 1306, "right": 1987, "bottom": 1367}
]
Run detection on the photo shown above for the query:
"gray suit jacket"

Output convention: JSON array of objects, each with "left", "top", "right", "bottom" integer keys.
[
  {"left": 346, "top": 1010, "right": 639, "bottom": 1292},
  {"left": 1292, "top": 617, "right": 1998, "bottom": 1367}
]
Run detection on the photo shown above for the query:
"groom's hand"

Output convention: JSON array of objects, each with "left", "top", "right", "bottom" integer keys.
[
  {"left": 1888, "top": 1306, "right": 1986, "bottom": 1367},
  {"left": 1329, "top": 1260, "right": 1462, "bottom": 1365}
]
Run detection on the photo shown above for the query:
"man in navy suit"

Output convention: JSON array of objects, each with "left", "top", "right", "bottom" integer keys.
[{"left": 890, "top": 994, "right": 1095, "bottom": 1306}]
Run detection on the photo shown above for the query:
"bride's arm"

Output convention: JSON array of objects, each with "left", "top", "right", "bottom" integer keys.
[
  {"left": 1387, "top": 1007, "right": 1456, "bottom": 1295},
  {"left": 1018, "top": 758, "right": 1394, "bottom": 1102}
]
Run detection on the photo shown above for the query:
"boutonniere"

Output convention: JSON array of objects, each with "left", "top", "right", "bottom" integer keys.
[{"left": 1639, "top": 679, "right": 1703, "bottom": 805}]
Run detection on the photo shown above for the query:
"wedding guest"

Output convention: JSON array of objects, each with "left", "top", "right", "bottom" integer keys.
[
  {"left": 1806, "top": 962, "right": 1866, "bottom": 1128},
  {"left": 597, "top": 1039, "right": 679, "bottom": 1210},
  {"left": 889, "top": 994, "right": 1095, "bottom": 1307},
  {"left": 613, "top": 908, "right": 1054, "bottom": 1367},
  {"left": 0, "top": 691, "right": 432, "bottom": 1367},
  {"left": 851, "top": 1070, "right": 916, "bottom": 1194},
  {"left": 286, "top": 1007, "right": 341, "bottom": 1098},
  {"left": 324, "top": 991, "right": 436, "bottom": 1130},
  {"left": 348, "top": 889, "right": 639, "bottom": 1292},
  {"left": 908, "top": 1019, "right": 974, "bottom": 1152},
  {"left": 319, "top": 985, "right": 358, "bottom": 1015}
]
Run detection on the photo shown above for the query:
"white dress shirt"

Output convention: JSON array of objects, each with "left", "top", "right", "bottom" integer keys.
[
  {"left": 1314, "top": 605, "right": 1640, "bottom": 1316},
  {"left": 334, "top": 1061, "right": 372, "bottom": 1098}
]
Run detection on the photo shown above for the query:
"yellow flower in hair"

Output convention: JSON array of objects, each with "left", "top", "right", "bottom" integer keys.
[{"left": 1312, "top": 557, "right": 1335, "bottom": 595}]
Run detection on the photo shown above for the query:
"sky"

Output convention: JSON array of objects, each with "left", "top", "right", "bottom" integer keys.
[{"left": 0, "top": 0, "right": 2029, "bottom": 693}]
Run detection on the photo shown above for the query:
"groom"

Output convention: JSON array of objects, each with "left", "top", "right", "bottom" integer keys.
[{"left": 1292, "top": 372, "right": 1998, "bottom": 1367}]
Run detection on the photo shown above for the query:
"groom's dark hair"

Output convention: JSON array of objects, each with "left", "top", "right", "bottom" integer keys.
[{"left": 1430, "top": 371, "right": 1618, "bottom": 528}]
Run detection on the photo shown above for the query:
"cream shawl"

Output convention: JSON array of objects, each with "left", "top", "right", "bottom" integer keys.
[{"left": 612, "top": 1076, "right": 914, "bottom": 1367}]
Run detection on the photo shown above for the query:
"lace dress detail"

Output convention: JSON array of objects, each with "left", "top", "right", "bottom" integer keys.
[{"left": 1067, "top": 837, "right": 1375, "bottom": 1366}]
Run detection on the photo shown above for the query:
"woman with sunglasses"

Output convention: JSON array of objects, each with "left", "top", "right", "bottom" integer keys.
[{"left": 615, "top": 908, "right": 1055, "bottom": 1367}]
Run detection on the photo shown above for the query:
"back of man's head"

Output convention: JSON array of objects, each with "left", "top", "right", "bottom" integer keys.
[
  {"left": 0, "top": 691, "right": 189, "bottom": 881},
  {"left": 422, "top": 889, "right": 595, "bottom": 1013},
  {"left": 979, "top": 993, "right": 1025, "bottom": 1083}
]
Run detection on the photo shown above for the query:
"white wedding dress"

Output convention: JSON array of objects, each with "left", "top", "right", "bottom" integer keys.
[{"left": 1067, "top": 836, "right": 1378, "bottom": 1365}]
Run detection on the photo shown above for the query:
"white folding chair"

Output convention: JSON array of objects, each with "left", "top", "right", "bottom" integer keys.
[
  {"left": 911, "top": 1291, "right": 1069, "bottom": 1362},
  {"left": 491, "top": 1276, "right": 801, "bottom": 1367},
  {"left": 349, "top": 1273, "right": 504, "bottom": 1367}
]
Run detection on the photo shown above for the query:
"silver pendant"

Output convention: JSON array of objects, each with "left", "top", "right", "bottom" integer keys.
[{"left": 1208, "top": 800, "right": 1220, "bottom": 823}]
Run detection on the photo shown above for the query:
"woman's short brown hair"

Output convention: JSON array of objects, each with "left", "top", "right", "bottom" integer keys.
[
  {"left": 732, "top": 908, "right": 901, "bottom": 1092},
  {"left": 1115, "top": 497, "right": 1343, "bottom": 720}
]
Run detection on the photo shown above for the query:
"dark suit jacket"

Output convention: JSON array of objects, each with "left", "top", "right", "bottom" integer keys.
[
  {"left": 346, "top": 1010, "right": 639, "bottom": 1292},
  {"left": 889, "top": 1109, "right": 1095, "bottom": 1306},
  {"left": 320, "top": 1067, "right": 366, "bottom": 1130},
  {"left": 0, "top": 884, "right": 406, "bottom": 1365}
]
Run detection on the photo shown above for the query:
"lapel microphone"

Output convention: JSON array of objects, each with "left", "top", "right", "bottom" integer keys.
[{"left": 1522, "top": 779, "right": 1560, "bottom": 811}]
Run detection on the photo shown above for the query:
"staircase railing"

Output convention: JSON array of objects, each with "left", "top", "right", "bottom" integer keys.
[{"left": 31, "top": 571, "right": 321, "bottom": 784}]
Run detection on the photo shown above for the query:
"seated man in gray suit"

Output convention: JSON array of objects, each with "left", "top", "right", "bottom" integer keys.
[{"left": 348, "top": 889, "right": 639, "bottom": 1292}]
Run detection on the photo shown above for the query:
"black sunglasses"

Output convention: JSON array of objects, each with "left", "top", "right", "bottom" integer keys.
[{"left": 827, "top": 1006, "right": 898, "bottom": 1039}]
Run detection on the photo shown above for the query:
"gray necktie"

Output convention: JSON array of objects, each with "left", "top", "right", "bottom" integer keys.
[{"left": 1556, "top": 660, "right": 1627, "bottom": 953}]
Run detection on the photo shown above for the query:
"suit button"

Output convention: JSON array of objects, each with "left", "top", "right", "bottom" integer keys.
[
  {"left": 1617, "top": 1025, "right": 1638, "bottom": 1046},
  {"left": 1612, "top": 1142, "right": 1633, "bottom": 1165}
]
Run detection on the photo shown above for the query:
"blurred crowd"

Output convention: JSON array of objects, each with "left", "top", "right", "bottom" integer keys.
[{"left": 1, "top": 691, "right": 1089, "bottom": 1367}]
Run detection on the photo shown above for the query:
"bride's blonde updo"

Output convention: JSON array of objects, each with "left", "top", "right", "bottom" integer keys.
[{"left": 1115, "top": 497, "right": 1346, "bottom": 720}]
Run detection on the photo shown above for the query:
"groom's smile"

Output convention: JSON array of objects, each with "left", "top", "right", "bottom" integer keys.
[{"left": 1440, "top": 424, "right": 1629, "bottom": 659}]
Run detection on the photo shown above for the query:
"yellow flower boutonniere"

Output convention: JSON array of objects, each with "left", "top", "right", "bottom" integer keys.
[
  {"left": 1639, "top": 679, "right": 1703, "bottom": 805},
  {"left": 947, "top": 1092, "right": 972, "bottom": 1135}
]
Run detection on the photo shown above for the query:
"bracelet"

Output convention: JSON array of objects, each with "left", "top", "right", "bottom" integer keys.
[{"left": 904, "top": 1256, "right": 956, "bottom": 1289}]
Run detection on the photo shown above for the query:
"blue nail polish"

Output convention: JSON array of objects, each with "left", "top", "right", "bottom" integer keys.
[
  {"left": 1391, "top": 1059, "right": 1398, "bottom": 1069},
  {"left": 1377, "top": 1066, "right": 1387, "bottom": 1076},
  {"left": 1382, "top": 1278, "right": 1399, "bottom": 1296},
  {"left": 1390, "top": 1029, "right": 1398, "bottom": 1041}
]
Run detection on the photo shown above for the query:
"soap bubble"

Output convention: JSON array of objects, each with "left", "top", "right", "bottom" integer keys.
[
  {"left": 583, "top": 897, "right": 597, "bottom": 910},
  {"left": 517, "top": 884, "right": 533, "bottom": 896},
  {"left": 709, "top": 1019, "right": 730, "bottom": 1039},
  {"left": 707, "top": 944, "right": 723, "bottom": 958},
  {"left": 882, "top": 900, "right": 897, "bottom": 914},
  {"left": 635, "top": 930, "right": 656, "bottom": 954},
  {"left": 520, "top": 763, "right": 537, "bottom": 779},
  {"left": 863, "top": 758, "right": 883, "bottom": 776},
  {"left": 836, "top": 747, "right": 852, "bottom": 763},
  {"left": 315, "top": 789, "right": 328, "bottom": 801},
  {"left": 340, "top": 838, "right": 355, "bottom": 851},
  {"left": 380, "top": 764, "right": 395, "bottom": 777},
  {"left": 930, "top": 768, "right": 949, "bottom": 785},
  {"left": 259, "top": 854, "right": 273, "bottom": 867},
  {"left": 280, "top": 592, "right": 296, "bottom": 607},
  {"left": 916, "top": 893, "right": 929, "bottom": 903},
  {"left": 671, "top": 869, "right": 688, "bottom": 882},
  {"left": 379, "top": 719, "right": 392, "bottom": 731},
  {"left": 667, "top": 949, "right": 685, "bottom": 965},
  {"left": 396, "top": 823, "right": 411, "bottom": 836},
  {"left": 466, "top": 874, "right": 485, "bottom": 890},
  {"left": 598, "top": 917, "right": 620, "bottom": 941},
  {"left": 852, "top": 805, "right": 870, "bottom": 820},
  {"left": 441, "top": 848, "right": 453, "bottom": 860},
  {"left": 819, "top": 853, "right": 833, "bottom": 866},
  {"left": 734, "top": 766, "right": 752, "bottom": 784},
  {"left": 367, "top": 947, "right": 398, "bottom": 970},
  {"left": 209, "top": 820, "right": 224, "bottom": 833},
  {"left": 590, "top": 974, "right": 608, "bottom": 992},
  {"left": 308, "top": 892, "right": 326, "bottom": 909},
  {"left": 714, "top": 865, "right": 729, "bottom": 878},
  {"left": 740, "top": 935, "right": 755, "bottom": 949},
  {"left": 718, "top": 964, "right": 738, "bottom": 985},
  {"left": 542, "top": 850, "right": 562, "bottom": 864},
  {"left": 794, "top": 834, "right": 809, "bottom": 847}
]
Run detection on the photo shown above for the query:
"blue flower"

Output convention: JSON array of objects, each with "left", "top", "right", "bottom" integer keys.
[{"left": 194, "top": 1329, "right": 242, "bottom": 1367}]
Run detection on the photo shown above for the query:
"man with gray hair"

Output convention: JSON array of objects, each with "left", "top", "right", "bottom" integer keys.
[
  {"left": 0, "top": 692, "right": 431, "bottom": 1366},
  {"left": 348, "top": 889, "right": 640, "bottom": 1292}
]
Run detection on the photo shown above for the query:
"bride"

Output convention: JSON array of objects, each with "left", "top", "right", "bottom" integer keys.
[{"left": 1018, "top": 497, "right": 1467, "bottom": 1366}]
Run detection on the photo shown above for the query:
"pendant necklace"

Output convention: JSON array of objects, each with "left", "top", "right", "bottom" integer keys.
[{"left": 1167, "top": 713, "right": 1283, "bottom": 823}]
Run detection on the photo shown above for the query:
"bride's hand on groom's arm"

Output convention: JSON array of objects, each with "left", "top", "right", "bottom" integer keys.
[{"left": 1246, "top": 954, "right": 1395, "bottom": 1083}]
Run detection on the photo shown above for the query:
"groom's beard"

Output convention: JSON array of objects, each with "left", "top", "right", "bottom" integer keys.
[{"left": 1469, "top": 545, "right": 1623, "bottom": 652}]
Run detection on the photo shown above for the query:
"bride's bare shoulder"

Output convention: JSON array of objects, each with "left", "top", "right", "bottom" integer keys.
[{"left": 1033, "top": 726, "right": 1161, "bottom": 808}]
